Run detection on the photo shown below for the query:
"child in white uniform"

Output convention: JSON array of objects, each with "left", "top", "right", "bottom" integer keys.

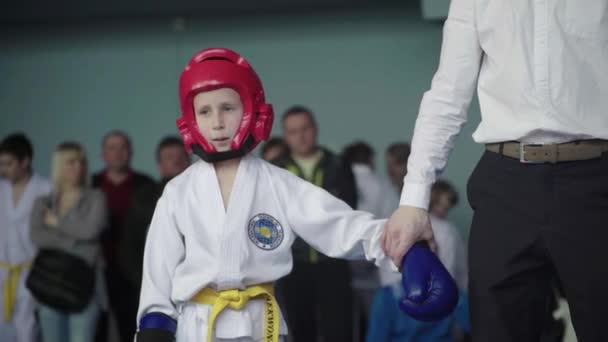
[
  {"left": 0, "top": 133, "right": 51, "bottom": 342},
  {"left": 135, "top": 48, "right": 400, "bottom": 342}
]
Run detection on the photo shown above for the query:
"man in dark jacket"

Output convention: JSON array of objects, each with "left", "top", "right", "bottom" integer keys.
[
  {"left": 92, "top": 130, "right": 154, "bottom": 342},
  {"left": 274, "top": 106, "right": 358, "bottom": 342},
  {"left": 118, "top": 136, "right": 190, "bottom": 294}
]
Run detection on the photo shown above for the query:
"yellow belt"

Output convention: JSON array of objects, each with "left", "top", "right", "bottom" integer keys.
[
  {"left": 191, "top": 283, "right": 279, "bottom": 342},
  {"left": 0, "top": 261, "right": 30, "bottom": 322}
]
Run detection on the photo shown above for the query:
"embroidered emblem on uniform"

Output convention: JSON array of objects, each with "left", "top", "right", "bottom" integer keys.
[{"left": 248, "top": 213, "right": 284, "bottom": 250}]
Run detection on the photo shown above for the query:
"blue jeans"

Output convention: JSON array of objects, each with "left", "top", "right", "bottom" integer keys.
[{"left": 38, "top": 300, "right": 100, "bottom": 342}]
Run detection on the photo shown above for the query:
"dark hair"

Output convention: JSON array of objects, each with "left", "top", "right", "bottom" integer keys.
[
  {"left": 0, "top": 133, "right": 34, "bottom": 162},
  {"left": 386, "top": 142, "right": 411, "bottom": 165},
  {"left": 342, "top": 141, "right": 375, "bottom": 166},
  {"left": 102, "top": 130, "right": 132, "bottom": 152},
  {"left": 281, "top": 105, "right": 317, "bottom": 128},
  {"left": 431, "top": 179, "right": 459, "bottom": 207},
  {"left": 156, "top": 136, "right": 185, "bottom": 162},
  {"left": 261, "top": 137, "right": 288, "bottom": 156}
]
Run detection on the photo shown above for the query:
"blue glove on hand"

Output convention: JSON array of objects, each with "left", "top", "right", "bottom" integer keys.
[{"left": 399, "top": 242, "right": 459, "bottom": 321}]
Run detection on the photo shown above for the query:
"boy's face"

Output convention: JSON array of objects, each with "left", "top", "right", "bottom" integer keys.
[
  {"left": 193, "top": 88, "right": 244, "bottom": 153},
  {"left": 0, "top": 153, "right": 30, "bottom": 183},
  {"left": 282, "top": 113, "right": 317, "bottom": 157}
]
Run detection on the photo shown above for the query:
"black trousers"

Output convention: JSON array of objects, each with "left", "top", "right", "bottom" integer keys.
[
  {"left": 467, "top": 151, "right": 608, "bottom": 342},
  {"left": 277, "top": 260, "right": 353, "bottom": 342}
]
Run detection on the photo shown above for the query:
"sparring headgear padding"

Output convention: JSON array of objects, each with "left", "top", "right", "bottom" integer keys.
[{"left": 176, "top": 48, "right": 274, "bottom": 162}]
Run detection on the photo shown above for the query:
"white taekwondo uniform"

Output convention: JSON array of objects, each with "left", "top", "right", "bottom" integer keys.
[
  {"left": 138, "top": 156, "right": 397, "bottom": 341},
  {"left": 0, "top": 174, "right": 51, "bottom": 342}
]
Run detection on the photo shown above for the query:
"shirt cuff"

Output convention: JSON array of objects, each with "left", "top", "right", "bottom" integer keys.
[{"left": 399, "top": 181, "right": 432, "bottom": 210}]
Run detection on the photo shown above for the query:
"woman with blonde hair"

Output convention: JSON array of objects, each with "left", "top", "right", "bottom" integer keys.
[{"left": 28, "top": 141, "right": 107, "bottom": 342}]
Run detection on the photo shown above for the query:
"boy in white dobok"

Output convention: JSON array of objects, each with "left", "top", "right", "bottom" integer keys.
[{"left": 135, "top": 48, "right": 401, "bottom": 342}]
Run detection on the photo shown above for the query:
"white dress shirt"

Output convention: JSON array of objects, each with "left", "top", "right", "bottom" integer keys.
[{"left": 401, "top": 0, "right": 608, "bottom": 208}]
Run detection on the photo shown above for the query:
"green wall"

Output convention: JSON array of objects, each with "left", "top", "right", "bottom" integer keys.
[{"left": 0, "top": 8, "right": 483, "bottom": 236}]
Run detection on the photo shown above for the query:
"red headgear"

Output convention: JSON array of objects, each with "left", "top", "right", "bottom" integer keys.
[{"left": 176, "top": 48, "right": 274, "bottom": 162}]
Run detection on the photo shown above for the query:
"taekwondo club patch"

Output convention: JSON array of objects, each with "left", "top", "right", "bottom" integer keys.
[{"left": 248, "top": 213, "right": 284, "bottom": 250}]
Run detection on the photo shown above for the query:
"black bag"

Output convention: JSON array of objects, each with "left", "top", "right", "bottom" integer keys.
[{"left": 26, "top": 248, "right": 95, "bottom": 313}]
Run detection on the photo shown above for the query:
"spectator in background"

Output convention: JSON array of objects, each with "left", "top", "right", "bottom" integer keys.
[
  {"left": 342, "top": 141, "right": 399, "bottom": 341},
  {"left": 30, "top": 142, "right": 107, "bottom": 342},
  {"left": 429, "top": 180, "right": 459, "bottom": 219},
  {"left": 367, "top": 179, "right": 469, "bottom": 342},
  {"left": 343, "top": 141, "right": 398, "bottom": 218},
  {"left": 428, "top": 180, "right": 467, "bottom": 291},
  {"left": 0, "top": 133, "right": 51, "bottom": 342},
  {"left": 274, "top": 105, "right": 357, "bottom": 342},
  {"left": 92, "top": 130, "right": 153, "bottom": 342},
  {"left": 118, "top": 136, "right": 190, "bottom": 296},
  {"left": 385, "top": 142, "right": 411, "bottom": 195},
  {"left": 366, "top": 279, "right": 470, "bottom": 342},
  {"left": 261, "top": 136, "right": 288, "bottom": 162}
]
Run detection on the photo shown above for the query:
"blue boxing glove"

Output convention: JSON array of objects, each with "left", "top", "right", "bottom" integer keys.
[
  {"left": 136, "top": 312, "right": 177, "bottom": 342},
  {"left": 399, "top": 242, "right": 459, "bottom": 321}
]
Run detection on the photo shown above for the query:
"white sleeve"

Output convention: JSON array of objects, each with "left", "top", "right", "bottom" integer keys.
[
  {"left": 285, "top": 176, "right": 397, "bottom": 272},
  {"left": 137, "top": 194, "right": 185, "bottom": 322},
  {"left": 401, "top": 0, "right": 482, "bottom": 209}
]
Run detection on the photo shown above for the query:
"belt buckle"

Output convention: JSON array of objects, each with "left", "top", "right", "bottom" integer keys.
[{"left": 519, "top": 142, "right": 544, "bottom": 164}]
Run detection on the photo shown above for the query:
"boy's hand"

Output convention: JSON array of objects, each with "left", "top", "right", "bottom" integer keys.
[
  {"left": 382, "top": 205, "right": 436, "bottom": 268},
  {"left": 398, "top": 242, "right": 459, "bottom": 321}
]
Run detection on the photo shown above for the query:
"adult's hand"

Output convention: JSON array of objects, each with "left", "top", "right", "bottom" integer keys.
[{"left": 382, "top": 205, "right": 436, "bottom": 268}]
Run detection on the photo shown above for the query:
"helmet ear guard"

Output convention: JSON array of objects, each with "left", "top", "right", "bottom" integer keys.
[
  {"left": 252, "top": 103, "right": 274, "bottom": 141},
  {"left": 176, "top": 117, "right": 194, "bottom": 154}
]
